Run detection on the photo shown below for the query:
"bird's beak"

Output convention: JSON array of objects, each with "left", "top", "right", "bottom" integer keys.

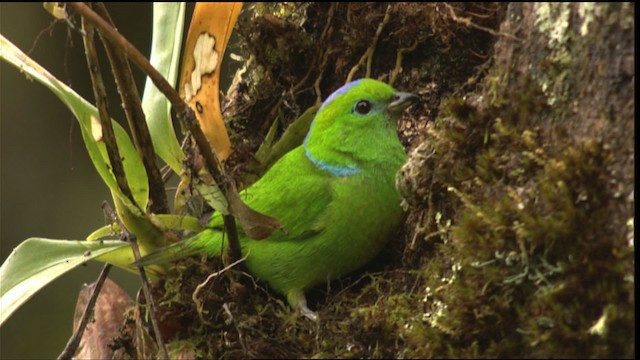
[{"left": 388, "top": 92, "right": 420, "bottom": 114}]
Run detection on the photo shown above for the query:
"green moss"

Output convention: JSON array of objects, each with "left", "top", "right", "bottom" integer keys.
[
  {"left": 397, "top": 65, "right": 634, "bottom": 356},
  {"left": 113, "top": 3, "right": 630, "bottom": 358}
]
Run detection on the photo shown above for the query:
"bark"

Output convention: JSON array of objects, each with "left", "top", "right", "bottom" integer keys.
[{"left": 104, "top": 3, "right": 633, "bottom": 358}]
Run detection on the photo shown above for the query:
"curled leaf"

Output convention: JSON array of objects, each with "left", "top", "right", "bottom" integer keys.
[
  {"left": 227, "top": 183, "right": 284, "bottom": 240},
  {"left": 72, "top": 279, "right": 134, "bottom": 359},
  {"left": 178, "top": 2, "right": 243, "bottom": 160}
]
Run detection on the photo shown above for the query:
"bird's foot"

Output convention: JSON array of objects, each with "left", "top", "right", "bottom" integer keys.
[
  {"left": 300, "top": 305, "right": 318, "bottom": 321},
  {"left": 288, "top": 290, "right": 318, "bottom": 321}
]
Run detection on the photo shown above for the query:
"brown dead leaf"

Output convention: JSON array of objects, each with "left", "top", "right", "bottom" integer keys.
[
  {"left": 227, "top": 182, "right": 284, "bottom": 240},
  {"left": 72, "top": 278, "right": 133, "bottom": 359},
  {"left": 179, "top": 2, "right": 243, "bottom": 161}
]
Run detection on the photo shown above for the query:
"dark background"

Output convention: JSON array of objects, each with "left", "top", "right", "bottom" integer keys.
[{"left": 0, "top": 3, "right": 193, "bottom": 358}]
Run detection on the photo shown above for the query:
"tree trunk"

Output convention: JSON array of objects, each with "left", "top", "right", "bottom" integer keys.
[
  {"left": 396, "top": 3, "right": 634, "bottom": 357},
  {"left": 103, "top": 3, "right": 633, "bottom": 358}
]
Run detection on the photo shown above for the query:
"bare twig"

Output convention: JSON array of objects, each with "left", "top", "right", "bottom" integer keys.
[
  {"left": 262, "top": 2, "right": 336, "bottom": 133},
  {"left": 80, "top": 12, "right": 136, "bottom": 206},
  {"left": 365, "top": 5, "right": 392, "bottom": 78},
  {"left": 57, "top": 263, "right": 112, "bottom": 360},
  {"left": 346, "top": 4, "right": 392, "bottom": 83},
  {"left": 93, "top": 2, "right": 169, "bottom": 214},
  {"left": 192, "top": 253, "right": 248, "bottom": 326},
  {"left": 223, "top": 303, "right": 248, "bottom": 355},
  {"left": 101, "top": 202, "right": 169, "bottom": 360},
  {"left": 443, "top": 3, "right": 520, "bottom": 41},
  {"left": 69, "top": 3, "right": 184, "bottom": 110},
  {"left": 223, "top": 211, "right": 242, "bottom": 264},
  {"left": 390, "top": 40, "right": 419, "bottom": 87},
  {"left": 129, "top": 238, "right": 169, "bottom": 360},
  {"left": 312, "top": 2, "right": 336, "bottom": 103},
  {"left": 68, "top": 2, "right": 260, "bottom": 263}
]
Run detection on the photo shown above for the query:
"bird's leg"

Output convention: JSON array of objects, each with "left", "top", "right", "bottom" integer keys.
[{"left": 288, "top": 290, "right": 318, "bottom": 321}]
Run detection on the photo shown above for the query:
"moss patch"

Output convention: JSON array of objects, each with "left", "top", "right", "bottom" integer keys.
[{"left": 109, "top": 3, "right": 633, "bottom": 358}]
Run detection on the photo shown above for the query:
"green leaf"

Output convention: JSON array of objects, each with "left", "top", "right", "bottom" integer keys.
[
  {"left": 255, "top": 104, "right": 319, "bottom": 172},
  {"left": 0, "top": 238, "right": 128, "bottom": 326},
  {"left": 194, "top": 174, "right": 230, "bottom": 215},
  {"left": 153, "top": 214, "right": 203, "bottom": 233},
  {"left": 0, "top": 34, "right": 149, "bottom": 214},
  {"left": 142, "top": 2, "right": 186, "bottom": 173},
  {"left": 86, "top": 223, "right": 120, "bottom": 241},
  {"left": 85, "top": 214, "right": 203, "bottom": 272}
]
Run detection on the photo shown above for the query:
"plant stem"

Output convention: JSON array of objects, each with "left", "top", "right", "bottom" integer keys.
[
  {"left": 57, "top": 264, "right": 112, "bottom": 360},
  {"left": 80, "top": 9, "right": 136, "bottom": 206},
  {"left": 93, "top": 2, "right": 170, "bottom": 215}
]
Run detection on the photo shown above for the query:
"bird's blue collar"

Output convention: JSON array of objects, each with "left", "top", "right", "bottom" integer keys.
[{"left": 304, "top": 145, "right": 361, "bottom": 177}]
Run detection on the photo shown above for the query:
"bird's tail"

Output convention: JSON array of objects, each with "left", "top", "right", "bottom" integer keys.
[{"left": 133, "top": 229, "right": 218, "bottom": 267}]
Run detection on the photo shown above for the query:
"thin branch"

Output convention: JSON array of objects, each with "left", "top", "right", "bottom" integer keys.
[
  {"left": 57, "top": 263, "right": 112, "bottom": 360},
  {"left": 192, "top": 253, "right": 248, "bottom": 326},
  {"left": 312, "top": 2, "right": 336, "bottom": 103},
  {"left": 346, "top": 4, "right": 391, "bottom": 83},
  {"left": 223, "top": 212, "right": 242, "bottom": 264},
  {"left": 443, "top": 3, "right": 520, "bottom": 42},
  {"left": 102, "top": 202, "right": 169, "bottom": 360},
  {"left": 366, "top": 4, "right": 392, "bottom": 78},
  {"left": 390, "top": 40, "right": 419, "bottom": 87},
  {"left": 262, "top": 2, "right": 336, "bottom": 133},
  {"left": 69, "top": 2, "right": 184, "bottom": 111},
  {"left": 93, "top": 2, "right": 169, "bottom": 214},
  {"left": 80, "top": 10, "right": 136, "bottom": 206},
  {"left": 68, "top": 2, "right": 251, "bottom": 263},
  {"left": 129, "top": 238, "right": 169, "bottom": 360}
]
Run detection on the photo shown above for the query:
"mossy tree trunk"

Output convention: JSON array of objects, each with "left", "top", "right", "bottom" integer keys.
[
  {"left": 397, "top": 3, "right": 634, "bottom": 357},
  {"left": 102, "top": 3, "right": 633, "bottom": 358}
]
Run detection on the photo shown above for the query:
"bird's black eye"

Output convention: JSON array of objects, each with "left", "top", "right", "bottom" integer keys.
[{"left": 354, "top": 100, "right": 372, "bottom": 115}]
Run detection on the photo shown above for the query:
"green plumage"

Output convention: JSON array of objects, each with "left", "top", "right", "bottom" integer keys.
[{"left": 137, "top": 78, "right": 417, "bottom": 319}]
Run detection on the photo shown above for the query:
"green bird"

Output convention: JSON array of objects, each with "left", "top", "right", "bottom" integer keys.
[{"left": 137, "top": 78, "right": 418, "bottom": 319}]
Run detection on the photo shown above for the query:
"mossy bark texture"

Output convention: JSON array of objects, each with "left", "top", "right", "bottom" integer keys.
[{"left": 110, "top": 3, "right": 633, "bottom": 358}]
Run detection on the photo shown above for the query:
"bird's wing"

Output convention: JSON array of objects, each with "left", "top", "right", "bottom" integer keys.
[{"left": 210, "top": 146, "right": 333, "bottom": 241}]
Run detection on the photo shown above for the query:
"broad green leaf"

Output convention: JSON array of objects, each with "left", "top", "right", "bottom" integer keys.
[
  {"left": 142, "top": 2, "right": 186, "bottom": 173},
  {"left": 153, "top": 214, "right": 203, "bottom": 233},
  {"left": 255, "top": 105, "right": 319, "bottom": 172},
  {"left": 0, "top": 34, "right": 148, "bottom": 215},
  {"left": 85, "top": 214, "right": 202, "bottom": 242},
  {"left": 0, "top": 238, "right": 128, "bottom": 326},
  {"left": 86, "top": 214, "right": 203, "bottom": 272}
]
